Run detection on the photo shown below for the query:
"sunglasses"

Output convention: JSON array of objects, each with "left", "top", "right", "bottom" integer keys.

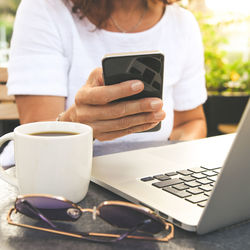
[{"left": 7, "top": 194, "right": 174, "bottom": 243}]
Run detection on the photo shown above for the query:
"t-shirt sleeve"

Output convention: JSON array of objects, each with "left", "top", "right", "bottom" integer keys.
[
  {"left": 172, "top": 11, "right": 207, "bottom": 111},
  {"left": 7, "top": 0, "right": 69, "bottom": 96}
]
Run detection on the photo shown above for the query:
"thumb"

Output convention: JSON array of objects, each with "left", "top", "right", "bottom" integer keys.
[{"left": 87, "top": 67, "right": 104, "bottom": 87}]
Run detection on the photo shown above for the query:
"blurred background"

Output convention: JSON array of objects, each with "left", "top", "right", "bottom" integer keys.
[
  {"left": 0, "top": 0, "right": 250, "bottom": 136},
  {"left": 0, "top": 0, "right": 249, "bottom": 92},
  {"left": 0, "top": 0, "right": 19, "bottom": 66}
]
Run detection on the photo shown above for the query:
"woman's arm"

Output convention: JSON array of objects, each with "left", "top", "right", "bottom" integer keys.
[
  {"left": 169, "top": 105, "right": 207, "bottom": 141},
  {"left": 15, "top": 95, "right": 65, "bottom": 124}
]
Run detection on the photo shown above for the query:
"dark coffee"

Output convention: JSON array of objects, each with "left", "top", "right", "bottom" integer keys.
[{"left": 30, "top": 131, "right": 79, "bottom": 137}]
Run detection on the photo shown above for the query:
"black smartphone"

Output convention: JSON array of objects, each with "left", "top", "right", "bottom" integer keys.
[{"left": 102, "top": 51, "right": 164, "bottom": 132}]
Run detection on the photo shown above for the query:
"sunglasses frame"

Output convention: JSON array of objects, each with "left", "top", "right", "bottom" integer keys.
[{"left": 7, "top": 194, "right": 174, "bottom": 242}]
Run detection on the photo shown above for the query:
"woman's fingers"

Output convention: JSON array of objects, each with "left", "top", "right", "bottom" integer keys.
[
  {"left": 90, "top": 110, "right": 165, "bottom": 133},
  {"left": 95, "top": 122, "right": 161, "bottom": 141},
  {"left": 76, "top": 97, "right": 163, "bottom": 122}
]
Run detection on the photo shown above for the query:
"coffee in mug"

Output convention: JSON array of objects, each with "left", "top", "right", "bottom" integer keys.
[{"left": 30, "top": 131, "right": 79, "bottom": 136}]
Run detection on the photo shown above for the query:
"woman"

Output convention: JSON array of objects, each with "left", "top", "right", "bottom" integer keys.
[{"left": 6, "top": 0, "right": 207, "bottom": 158}]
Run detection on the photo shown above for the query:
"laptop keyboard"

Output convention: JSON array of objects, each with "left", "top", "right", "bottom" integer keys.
[{"left": 140, "top": 166, "right": 221, "bottom": 207}]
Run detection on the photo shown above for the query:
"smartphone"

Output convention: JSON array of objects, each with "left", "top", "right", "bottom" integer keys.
[{"left": 102, "top": 51, "right": 164, "bottom": 132}]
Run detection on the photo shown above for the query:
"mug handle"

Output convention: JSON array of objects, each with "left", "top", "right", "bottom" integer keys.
[{"left": 0, "top": 132, "right": 18, "bottom": 187}]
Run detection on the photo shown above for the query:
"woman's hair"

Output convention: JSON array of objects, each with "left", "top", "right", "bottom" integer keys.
[{"left": 69, "top": 0, "right": 176, "bottom": 29}]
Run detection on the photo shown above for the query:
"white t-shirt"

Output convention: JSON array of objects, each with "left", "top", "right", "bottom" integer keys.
[{"left": 5, "top": 0, "right": 207, "bottom": 159}]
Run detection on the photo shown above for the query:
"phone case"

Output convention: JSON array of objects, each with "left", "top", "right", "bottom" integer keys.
[{"left": 102, "top": 52, "right": 164, "bottom": 132}]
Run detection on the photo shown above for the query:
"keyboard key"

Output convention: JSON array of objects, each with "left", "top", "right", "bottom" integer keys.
[
  {"left": 176, "top": 170, "right": 192, "bottom": 176},
  {"left": 213, "top": 169, "right": 221, "bottom": 174},
  {"left": 205, "top": 191, "right": 212, "bottom": 197},
  {"left": 152, "top": 178, "right": 183, "bottom": 188},
  {"left": 172, "top": 183, "right": 189, "bottom": 191},
  {"left": 208, "top": 176, "right": 218, "bottom": 182},
  {"left": 187, "top": 187, "right": 204, "bottom": 195},
  {"left": 188, "top": 167, "right": 206, "bottom": 173},
  {"left": 165, "top": 172, "right": 178, "bottom": 176},
  {"left": 185, "top": 181, "right": 201, "bottom": 188},
  {"left": 191, "top": 173, "right": 206, "bottom": 179},
  {"left": 163, "top": 187, "right": 191, "bottom": 198},
  {"left": 203, "top": 170, "right": 218, "bottom": 177},
  {"left": 199, "top": 185, "right": 213, "bottom": 192},
  {"left": 153, "top": 174, "right": 171, "bottom": 181},
  {"left": 202, "top": 166, "right": 222, "bottom": 170},
  {"left": 185, "top": 194, "right": 208, "bottom": 204},
  {"left": 197, "top": 200, "right": 207, "bottom": 207},
  {"left": 179, "top": 176, "right": 195, "bottom": 182},
  {"left": 185, "top": 181, "right": 201, "bottom": 187},
  {"left": 141, "top": 177, "right": 154, "bottom": 182},
  {"left": 197, "top": 178, "right": 213, "bottom": 185}
]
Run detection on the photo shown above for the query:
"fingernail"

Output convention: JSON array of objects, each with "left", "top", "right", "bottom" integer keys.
[
  {"left": 131, "top": 81, "right": 144, "bottom": 91},
  {"left": 150, "top": 100, "right": 162, "bottom": 110},
  {"left": 154, "top": 111, "right": 165, "bottom": 119}
]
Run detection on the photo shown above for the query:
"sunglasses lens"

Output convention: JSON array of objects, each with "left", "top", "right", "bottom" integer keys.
[
  {"left": 99, "top": 204, "right": 165, "bottom": 234},
  {"left": 15, "top": 196, "right": 81, "bottom": 221}
]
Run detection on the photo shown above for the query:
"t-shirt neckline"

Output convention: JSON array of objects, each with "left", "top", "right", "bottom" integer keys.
[{"left": 84, "top": 6, "right": 168, "bottom": 38}]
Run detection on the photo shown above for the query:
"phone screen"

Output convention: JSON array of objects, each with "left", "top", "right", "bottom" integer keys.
[{"left": 102, "top": 52, "right": 164, "bottom": 131}]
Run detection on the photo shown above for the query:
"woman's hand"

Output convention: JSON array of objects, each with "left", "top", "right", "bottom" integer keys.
[{"left": 65, "top": 68, "right": 165, "bottom": 141}]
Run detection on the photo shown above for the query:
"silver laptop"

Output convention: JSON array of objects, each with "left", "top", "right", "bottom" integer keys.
[{"left": 92, "top": 100, "right": 250, "bottom": 234}]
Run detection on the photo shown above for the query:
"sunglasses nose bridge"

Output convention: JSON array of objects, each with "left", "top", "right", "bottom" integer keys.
[{"left": 80, "top": 207, "right": 100, "bottom": 221}]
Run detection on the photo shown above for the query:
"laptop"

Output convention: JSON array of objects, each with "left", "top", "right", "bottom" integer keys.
[{"left": 91, "top": 100, "right": 250, "bottom": 234}]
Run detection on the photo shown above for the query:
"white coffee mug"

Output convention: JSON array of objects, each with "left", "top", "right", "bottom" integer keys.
[{"left": 0, "top": 121, "right": 93, "bottom": 203}]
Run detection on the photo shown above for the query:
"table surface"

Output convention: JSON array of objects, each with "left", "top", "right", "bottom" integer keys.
[
  {"left": 1, "top": 139, "right": 250, "bottom": 250},
  {"left": 1, "top": 176, "right": 250, "bottom": 250}
]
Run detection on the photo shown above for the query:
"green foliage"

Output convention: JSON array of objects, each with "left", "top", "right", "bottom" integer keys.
[
  {"left": 0, "top": 19, "right": 14, "bottom": 43},
  {"left": 0, "top": 0, "right": 20, "bottom": 15},
  {"left": 0, "top": 0, "right": 20, "bottom": 43},
  {"left": 195, "top": 12, "right": 250, "bottom": 94}
]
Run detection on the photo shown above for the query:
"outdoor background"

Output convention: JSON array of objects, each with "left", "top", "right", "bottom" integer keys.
[{"left": 0, "top": 0, "right": 249, "bottom": 94}]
